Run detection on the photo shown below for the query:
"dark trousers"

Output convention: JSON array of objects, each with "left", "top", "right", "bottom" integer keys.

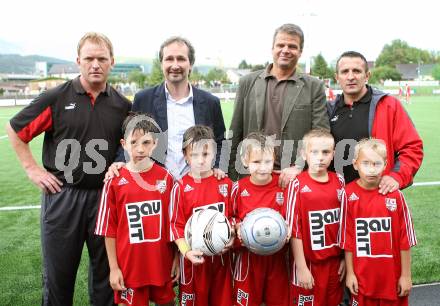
[{"left": 41, "top": 187, "right": 114, "bottom": 306}]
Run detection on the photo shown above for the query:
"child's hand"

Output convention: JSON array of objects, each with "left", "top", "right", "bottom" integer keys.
[
  {"left": 171, "top": 252, "right": 180, "bottom": 283},
  {"left": 220, "top": 229, "right": 235, "bottom": 254},
  {"left": 338, "top": 258, "right": 346, "bottom": 282},
  {"left": 235, "top": 222, "right": 243, "bottom": 243},
  {"left": 109, "top": 268, "right": 126, "bottom": 291},
  {"left": 346, "top": 273, "right": 358, "bottom": 295},
  {"left": 398, "top": 275, "right": 412, "bottom": 297},
  {"left": 296, "top": 266, "right": 314, "bottom": 290},
  {"left": 185, "top": 250, "right": 205, "bottom": 265}
]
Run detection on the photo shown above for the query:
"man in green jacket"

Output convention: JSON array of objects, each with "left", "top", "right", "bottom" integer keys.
[{"left": 228, "top": 23, "right": 329, "bottom": 186}]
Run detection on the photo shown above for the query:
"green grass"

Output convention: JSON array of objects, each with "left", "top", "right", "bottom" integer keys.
[{"left": 0, "top": 96, "right": 439, "bottom": 305}]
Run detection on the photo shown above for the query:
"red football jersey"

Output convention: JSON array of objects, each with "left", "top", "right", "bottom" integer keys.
[
  {"left": 339, "top": 181, "right": 417, "bottom": 300},
  {"left": 169, "top": 174, "right": 233, "bottom": 241},
  {"left": 232, "top": 174, "right": 285, "bottom": 221},
  {"left": 285, "top": 171, "right": 344, "bottom": 262},
  {"left": 95, "top": 164, "right": 175, "bottom": 288}
]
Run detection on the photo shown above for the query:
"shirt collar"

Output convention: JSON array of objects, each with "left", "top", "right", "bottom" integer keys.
[
  {"left": 165, "top": 82, "right": 193, "bottom": 104},
  {"left": 262, "top": 63, "right": 299, "bottom": 81},
  {"left": 338, "top": 85, "right": 372, "bottom": 108},
  {"left": 72, "top": 76, "right": 111, "bottom": 96}
]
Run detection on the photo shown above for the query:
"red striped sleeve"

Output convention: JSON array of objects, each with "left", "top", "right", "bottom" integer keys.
[
  {"left": 16, "top": 106, "right": 52, "bottom": 143},
  {"left": 338, "top": 189, "right": 350, "bottom": 249},
  {"left": 169, "top": 182, "right": 184, "bottom": 241},
  {"left": 284, "top": 179, "right": 300, "bottom": 237},
  {"left": 398, "top": 191, "right": 417, "bottom": 248},
  {"left": 94, "top": 179, "right": 116, "bottom": 237}
]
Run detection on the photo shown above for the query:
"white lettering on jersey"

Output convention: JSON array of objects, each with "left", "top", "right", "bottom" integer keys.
[
  {"left": 126, "top": 200, "right": 162, "bottom": 243},
  {"left": 355, "top": 217, "right": 392, "bottom": 257},
  {"left": 309, "top": 208, "right": 340, "bottom": 250},
  {"left": 236, "top": 288, "right": 249, "bottom": 306},
  {"left": 298, "top": 294, "right": 314, "bottom": 306},
  {"left": 181, "top": 292, "right": 194, "bottom": 305},
  {"left": 193, "top": 202, "right": 225, "bottom": 215}
]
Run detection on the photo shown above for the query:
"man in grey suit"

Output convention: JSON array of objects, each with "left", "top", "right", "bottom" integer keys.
[{"left": 228, "top": 23, "right": 330, "bottom": 186}]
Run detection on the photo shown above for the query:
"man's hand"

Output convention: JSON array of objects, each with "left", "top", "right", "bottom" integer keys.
[
  {"left": 346, "top": 273, "right": 358, "bottom": 295},
  {"left": 296, "top": 266, "right": 314, "bottom": 290},
  {"left": 338, "top": 258, "right": 346, "bottom": 282},
  {"left": 109, "top": 267, "right": 126, "bottom": 291},
  {"left": 275, "top": 166, "right": 302, "bottom": 188},
  {"left": 105, "top": 162, "right": 125, "bottom": 181},
  {"left": 397, "top": 275, "right": 412, "bottom": 297},
  {"left": 185, "top": 250, "right": 205, "bottom": 265},
  {"left": 26, "top": 165, "right": 63, "bottom": 194},
  {"left": 379, "top": 175, "right": 400, "bottom": 195},
  {"left": 213, "top": 168, "right": 227, "bottom": 180}
]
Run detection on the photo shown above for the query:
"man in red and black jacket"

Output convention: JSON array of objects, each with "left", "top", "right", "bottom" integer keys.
[
  {"left": 328, "top": 51, "right": 423, "bottom": 193},
  {"left": 6, "top": 32, "right": 130, "bottom": 306}
]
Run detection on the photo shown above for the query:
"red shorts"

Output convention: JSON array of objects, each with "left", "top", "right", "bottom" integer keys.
[
  {"left": 352, "top": 293, "right": 409, "bottom": 306},
  {"left": 290, "top": 256, "right": 343, "bottom": 306},
  {"left": 233, "top": 248, "right": 289, "bottom": 306},
  {"left": 179, "top": 251, "right": 233, "bottom": 306},
  {"left": 114, "top": 281, "right": 175, "bottom": 306}
]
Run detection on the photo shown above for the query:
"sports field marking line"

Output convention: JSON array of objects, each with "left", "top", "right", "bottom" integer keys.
[
  {"left": 0, "top": 135, "right": 8, "bottom": 139},
  {"left": 413, "top": 282, "right": 440, "bottom": 288},
  {"left": 0, "top": 205, "right": 40, "bottom": 211},
  {"left": 412, "top": 181, "right": 440, "bottom": 186}
]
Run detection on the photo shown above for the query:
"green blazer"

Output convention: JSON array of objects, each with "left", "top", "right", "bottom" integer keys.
[{"left": 228, "top": 68, "right": 330, "bottom": 180}]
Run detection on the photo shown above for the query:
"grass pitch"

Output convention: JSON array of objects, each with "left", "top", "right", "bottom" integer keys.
[{"left": 0, "top": 96, "right": 439, "bottom": 305}]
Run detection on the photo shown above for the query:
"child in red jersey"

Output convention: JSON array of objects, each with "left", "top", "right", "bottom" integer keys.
[
  {"left": 285, "top": 129, "right": 345, "bottom": 306},
  {"left": 95, "top": 112, "right": 178, "bottom": 306},
  {"left": 339, "top": 138, "right": 417, "bottom": 306},
  {"left": 170, "top": 125, "right": 234, "bottom": 306},
  {"left": 232, "top": 132, "right": 289, "bottom": 306}
]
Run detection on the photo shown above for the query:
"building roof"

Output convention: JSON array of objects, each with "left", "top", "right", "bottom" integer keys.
[{"left": 48, "top": 63, "right": 79, "bottom": 75}]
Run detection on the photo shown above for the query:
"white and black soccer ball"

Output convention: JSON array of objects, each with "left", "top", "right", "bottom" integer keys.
[
  {"left": 240, "top": 207, "right": 288, "bottom": 255},
  {"left": 184, "top": 209, "right": 232, "bottom": 256}
]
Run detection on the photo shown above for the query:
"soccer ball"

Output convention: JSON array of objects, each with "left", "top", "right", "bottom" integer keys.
[
  {"left": 184, "top": 209, "right": 232, "bottom": 256},
  {"left": 240, "top": 207, "right": 288, "bottom": 255}
]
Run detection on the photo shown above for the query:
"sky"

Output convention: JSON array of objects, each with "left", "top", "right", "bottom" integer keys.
[{"left": 0, "top": 0, "right": 439, "bottom": 68}]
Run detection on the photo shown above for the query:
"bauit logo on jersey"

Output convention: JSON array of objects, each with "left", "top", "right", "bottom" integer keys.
[
  {"left": 126, "top": 200, "right": 162, "bottom": 243},
  {"left": 356, "top": 217, "right": 392, "bottom": 257},
  {"left": 309, "top": 208, "right": 340, "bottom": 250},
  {"left": 236, "top": 288, "right": 249, "bottom": 306},
  {"left": 181, "top": 292, "right": 194, "bottom": 305},
  {"left": 298, "top": 294, "right": 314, "bottom": 306},
  {"left": 193, "top": 202, "right": 225, "bottom": 214}
]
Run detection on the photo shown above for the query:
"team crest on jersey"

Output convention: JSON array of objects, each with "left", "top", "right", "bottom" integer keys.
[
  {"left": 298, "top": 294, "right": 314, "bottom": 305},
  {"left": 219, "top": 184, "right": 228, "bottom": 197},
  {"left": 120, "top": 288, "right": 134, "bottom": 304},
  {"left": 385, "top": 198, "right": 397, "bottom": 211},
  {"left": 276, "top": 192, "right": 284, "bottom": 205},
  {"left": 337, "top": 189, "right": 343, "bottom": 202},
  {"left": 156, "top": 180, "right": 166, "bottom": 193},
  {"left": 181, "top": 292, "right": 194, "bottom": 305},
  {"left": 236, "top": 288, "right": 249, "bottom": 306}
]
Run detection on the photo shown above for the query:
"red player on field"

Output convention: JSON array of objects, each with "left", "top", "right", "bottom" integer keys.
[
  {"left": 405, "top": 84, "right": 411, "bottom": 104},
  {"left": 95, "top": 113, "right": 178, "bottom": 306},
  {"left": 285, "top": 129, "right": 345, "bottom": 306},
  {"left": 170, "top": 125, "right": 234, "bottom": 306},
  {"left": 339, "top": 138, "right": 417, "bottom": 306},
  {"left": 232, "top": 132, "right": 289, "bottom": 306}
]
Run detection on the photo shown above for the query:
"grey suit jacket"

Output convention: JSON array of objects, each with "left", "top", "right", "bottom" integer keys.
[{"left": 228, "top": 68, "right": 330, "bottom": 180}]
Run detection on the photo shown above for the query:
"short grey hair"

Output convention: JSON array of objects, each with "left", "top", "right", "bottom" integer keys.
[
  {"left": 159, "top": 36, "right": 195, "bottom": 66},
  {"left": 273, "top": 23, "right": 304, "bottom": 51}
]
